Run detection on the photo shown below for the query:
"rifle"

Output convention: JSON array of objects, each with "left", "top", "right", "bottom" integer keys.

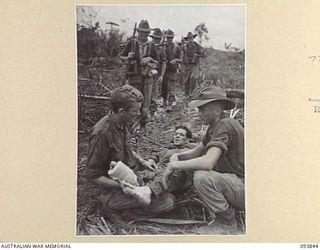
[
  {"left": 127, "top": 22, "right": 138, "bottom": 75},
  {"left": 131, "top": 22, "right": 137, "bottom": 52}
]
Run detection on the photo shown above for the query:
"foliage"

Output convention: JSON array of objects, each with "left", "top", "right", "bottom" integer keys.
[
  {"left": 194, "top": 22, "right": 209, "bottom": 45},
  {"left": 77, "top": 22, "right": 126, "bottom": 61},
  {"left": 200, "top": 48, "right": 245, "bottom": 89},
  {"left": 77, "top": 6, "right": 100, "bottom": 28}
]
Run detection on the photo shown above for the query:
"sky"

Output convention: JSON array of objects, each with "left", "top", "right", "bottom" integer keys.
[{"left": 76, "top": 5, "right": 245, "bottom": 50}]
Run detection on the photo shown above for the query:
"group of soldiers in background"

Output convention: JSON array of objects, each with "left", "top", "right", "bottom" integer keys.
[{"left": 119, "top": 19, "right": 203, "bottom": 130}]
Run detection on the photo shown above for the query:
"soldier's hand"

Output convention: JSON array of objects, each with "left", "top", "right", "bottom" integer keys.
[
  {"left": 128, "top": 52, "right": 135, "bottom": 59},
  {"left": 119, "top": 180, "right": 135, "bottom": 194},
  {"left": 110, "top": 161, "right": 117, "bottom": 168},
  {"left": 140, "top": 57, "right": 152, "bottom": 66},
  {"left": 157, "top": 76, "right": 163, "bottom": 83},
  {"left": 141, "top": 159, "right": 158, "bottom": 172}
]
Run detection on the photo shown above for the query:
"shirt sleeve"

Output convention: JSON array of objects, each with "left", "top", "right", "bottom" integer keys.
[
  {"left": 85, "top": 134, "right": 111, "bottom": 180},
  {"left": 204, "top": 121, "right": 231, "bottom": 154}
]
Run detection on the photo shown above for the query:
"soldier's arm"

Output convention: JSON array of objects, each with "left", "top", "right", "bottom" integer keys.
[
  {"left": 170, "top": 142, "right": 205, "bottom": 162},
  {"left": 85, "top": 135, "right": 121, "bottom": 189},
  {"left": 168, "top": 146, "right": 222, "bottom": 171},
  {"left": 160, "top": 61, "right": 167, "bottom": 79},
  {"left": 132, "top": 150, "right": 158, "bottom": 171}
]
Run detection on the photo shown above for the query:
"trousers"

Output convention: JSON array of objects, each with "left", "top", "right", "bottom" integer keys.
[
  {"left": 127, "top": 74, "right": 154, "bottom": 127},
  {"left": 148, "top": 169, "right": 244, "bottom": 218},
  {"left": 100, "top": 189, "right": 175, "bottom": 216},
  {"left": 182, "top": 64, "right": 198, "bottom": 96},
  {"left": 161, "top": 71, "right": 177, "bottom": 105},
  {"left": 193, "top": 170, "right": 245, "bottom": 216},
  {"left": 148, "top": 169, "right": 193, "bottom": 198}
]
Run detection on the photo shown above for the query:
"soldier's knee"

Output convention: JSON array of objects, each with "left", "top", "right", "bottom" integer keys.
[
  {"left": 161, "top": 193, "right": 176, "bottom": 211},
  {"left": 193, "top": 170, "right": 211, "bottom": 190},
  {"left": 152, "top": 192, "right": 176, "bottom": 213},
  {"left": 194, "top": 170, "right": 223, "bottom": 191}
]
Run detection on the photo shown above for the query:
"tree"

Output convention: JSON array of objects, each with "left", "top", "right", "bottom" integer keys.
[
  {"left": 194, "top": 22, "right": 209, "bottom": 45},
  {"left": 76, "top": 6, "right": 100, "bottom": 28}
]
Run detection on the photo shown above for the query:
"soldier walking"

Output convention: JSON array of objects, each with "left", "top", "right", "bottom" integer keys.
[
  {"left": 162, "top": 29, "right": 182, "bottom": 111},
  {"left": 181, "top": 31, "right": 203, "bottom": 98},
  {"left": 119, "top": 19, "right": 159, "bottom": 129},
  {"left": 149, "top": 28, "right": 167, "bottom": 118}
]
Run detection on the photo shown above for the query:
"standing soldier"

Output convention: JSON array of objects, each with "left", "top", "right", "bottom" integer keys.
[
  {"left": 149, "top": 28, "right": 167, "bottom": 119},
  {"left": 119, "top": 19, "right": 159, "bottom": 130},
  {"left": 162, "top": 29, "right": 182, "bottom": 111},
  {"left": 181, "top": 31, "right": 203, "bottom": 98}
]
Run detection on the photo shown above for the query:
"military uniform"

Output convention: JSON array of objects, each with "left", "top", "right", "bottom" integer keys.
[
  {"left": 181, "top": 32, "right": 203, "bottom": 97},
  {"left": 162, "top": 30, "right": 181, "bottom": 107},
  {"left": 149, "top": 28, "right": 167, "bottom": 116},
  {"left": 188, "top": 87, "right": 245, "bottom": 221},
  {"left": 85, "top": 113, "right": 175, "bottom": 220},
  {"left": 119, "top": 20, "right": 160, "bottom": 128}
]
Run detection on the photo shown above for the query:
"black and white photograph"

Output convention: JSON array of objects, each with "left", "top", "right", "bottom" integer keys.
[{"left": 76, "top": 4, "right": 245, "bottom": 235}]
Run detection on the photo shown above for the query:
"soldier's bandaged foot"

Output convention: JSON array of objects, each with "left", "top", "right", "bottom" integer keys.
[{"left": 123, "top": 186, "right": 152, "bottom": 206}]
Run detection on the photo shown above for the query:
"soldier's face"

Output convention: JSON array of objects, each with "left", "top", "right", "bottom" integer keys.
[
  {"left": 166, "top": 37, "right": 173, "bottom": 43},
  {"left": 124, "top": 102, "right": 141, "bottom": 124},
  {"left": 173, "top": 128, "right": 188, "bottom": 147},
  {"left": 138, "top": 30, "right": 150, "bottom": 41},
  {"left": 153, "top": 37, "right": 161, "bottom": 45},
  {"left": 198, "top": 102, "right": 223, "bottom": 124}
]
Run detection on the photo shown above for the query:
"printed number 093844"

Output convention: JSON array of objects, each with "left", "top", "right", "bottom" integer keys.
[{"left": 300, "top": 244, "right": 318, "bottom": 248}]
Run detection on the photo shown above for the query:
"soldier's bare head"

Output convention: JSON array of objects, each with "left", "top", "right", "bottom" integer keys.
[{"left": 110, "top": 85, "right": 143, "bottom": 113}]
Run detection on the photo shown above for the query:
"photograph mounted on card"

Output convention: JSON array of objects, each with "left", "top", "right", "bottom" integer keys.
[{"left": 76, "top": 4, "right": 246, "bottom": 236}]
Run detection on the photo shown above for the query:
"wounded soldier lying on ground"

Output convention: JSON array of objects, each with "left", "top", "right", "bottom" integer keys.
[
  {"left": 109, "top": 125, "right": 194, "bottom": 192},
  {"left": 133, "top": 125, "right": 194, "bottom": 183}
]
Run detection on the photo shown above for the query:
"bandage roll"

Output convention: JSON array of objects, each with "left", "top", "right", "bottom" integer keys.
[{"left": 108, "top": 161, "right": 139, "bottom": 186}]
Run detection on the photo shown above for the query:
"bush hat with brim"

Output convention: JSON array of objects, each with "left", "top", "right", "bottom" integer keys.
[
  {"left": 164, "top": 29, "right": 175, "bottom": 38},
  {"left": 150, "top": 28, "right": 163, "bottom": 38},
  {"left": 188, "top": 86, "right": 235, "bottom": 110},
  {"left": 184, "top": 31, "right": 197, "bottom": 39},
  {"left": 136, "top": 19, "right": 151, "bottom": 32}
]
